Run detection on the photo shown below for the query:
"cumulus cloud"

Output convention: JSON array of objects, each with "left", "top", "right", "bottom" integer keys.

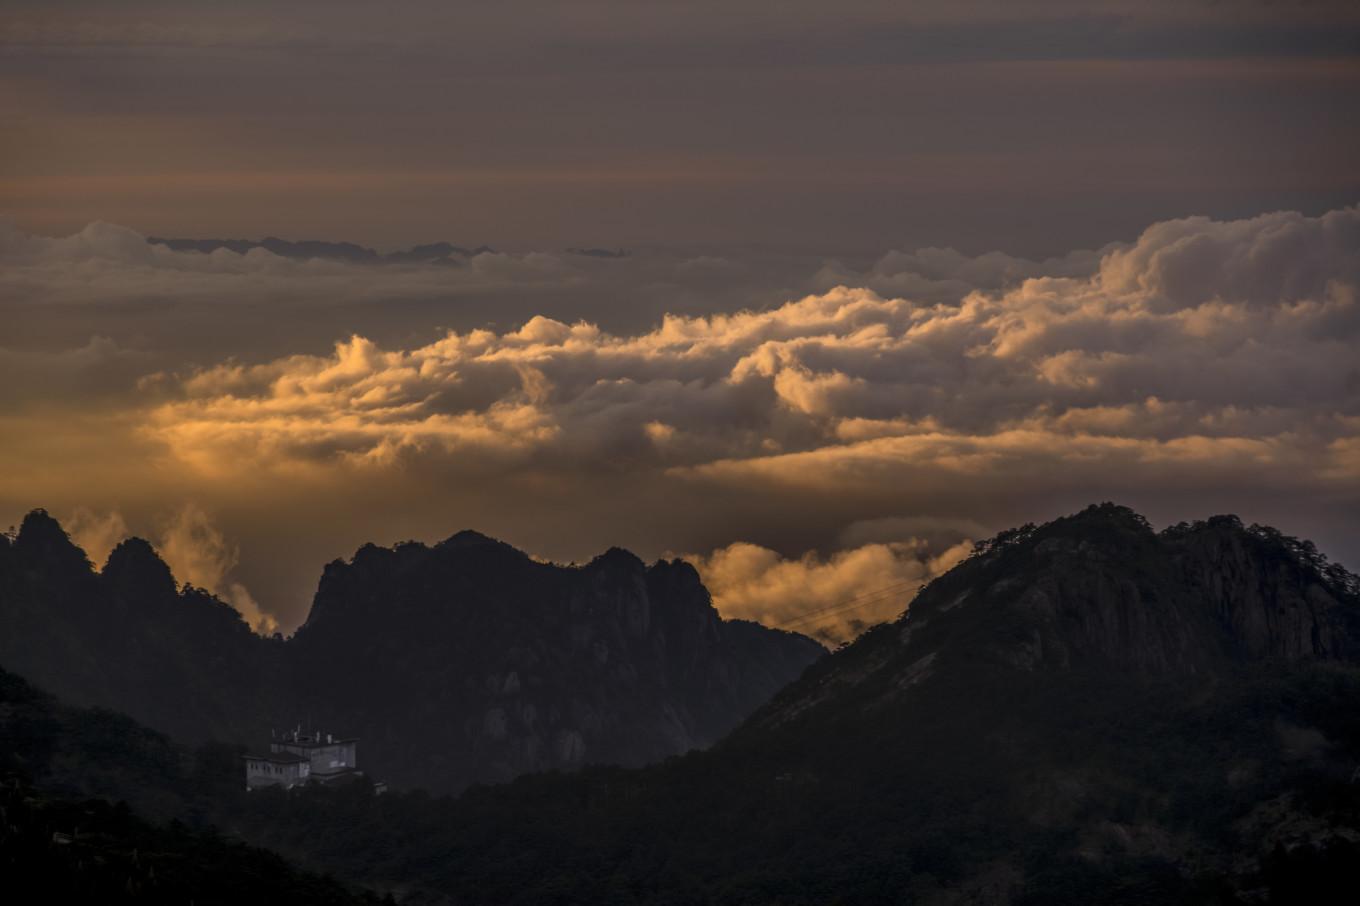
[
  {"left": 1098, "top": 208, "right": 1360, "bottom": 310},
  {"left": 690, "top": 538, "right": 973, "bottom": 645},
  {"left": 135, "top": 208, "right": 1359, "bottom": 490},
  {"left": 3, "top": 206, "right": 1357, "bottom": 631},
  {"left": 811, "top": 244, "right": 1107, "bottom": 304}
]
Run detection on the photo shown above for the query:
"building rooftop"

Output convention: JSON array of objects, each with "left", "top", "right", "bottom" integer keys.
[
  {"left": 272, "top": 730, "right": 358, "bottom": 747},
  {"left": 243, "top": 750, "right": 309, "bottom": 765}
]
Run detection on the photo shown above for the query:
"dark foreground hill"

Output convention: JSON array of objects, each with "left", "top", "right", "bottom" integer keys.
[
  {"left": 0, "top": 513, "right": 821, "bottom": 792},
  {"left": 0, "top": 668, "right": 386, "bottom": 905},
  {"left": 223, "top": 505, "right": 1360, "bottom": 904}
]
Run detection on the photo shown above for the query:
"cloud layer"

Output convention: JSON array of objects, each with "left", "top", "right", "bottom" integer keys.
[
  {"left": 5, "top": 2, "right": 1357, "bottom": 255},
  {"left": 142, "top": 207, "right": 1358, "bottom": 483},
  {"left": 2, "top": 206, "right": 1357, "bottom": 637}
]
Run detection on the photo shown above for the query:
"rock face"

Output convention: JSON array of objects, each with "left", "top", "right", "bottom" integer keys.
[
  {"left": 1168, "top": 516, "right": 1358, "bottom": 662},
  {"left": 754, "top": 505, "right": 1360, "bottom": 732},
  {"left": 253, "top": 504, "right": 1360, "bottom": 904},
  {"left": 0, "top": 511, "right": 280, "bottom": 746},
  {"left": 287, "top": 531, "right": 820, "bottom": 789},
  {"left": 6, "top": 503, "right": 1360, "bottom": 903},
  {"left": 0, "top": 512, "right": 820, "bottom": 792}
]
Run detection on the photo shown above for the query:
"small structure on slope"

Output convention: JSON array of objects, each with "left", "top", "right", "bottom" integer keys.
[
  {"left": 243, "top": 726, "right": 378, "bottom": 791},
  {"left": 243, "top": 749, "right": 310, "bottom": 789}
]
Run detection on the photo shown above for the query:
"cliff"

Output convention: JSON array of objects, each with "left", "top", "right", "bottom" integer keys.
[
  {"left": 221, "top": 504, "right": 1360, "bottom": 904},
  {"left": 750, "top": 504, "right": 1360, "bottom": 732},
  {"left": 0, "top": 511, "right": 821, "bottom": 792}
]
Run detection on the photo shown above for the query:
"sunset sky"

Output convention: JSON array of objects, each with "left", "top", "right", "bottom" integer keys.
[{"left": 2, "top": 1, "right": 1357, "bottom": 640}]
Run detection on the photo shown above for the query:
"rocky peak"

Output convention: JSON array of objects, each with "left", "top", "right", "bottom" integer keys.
[
  {"left": 1, "top": 513, "right": 821, "bottom": 793},
  {"left": 1163, "top": 515, "right": 1360, "bottom": 661},
  {"left": 588, "top": 546, "right": 646, "bottom": 572},
  {"left": 15, "top": 503, "right": 87, "bottom": 560},
  {"left": 645, "top": 558, "right": 707, "bottom": 599},
  {"left": 942, "top": 504, "right": 1357, "bottom": 672},
  {"left": 753, "top": 504, "right": 1360, "bottom": 732},
  {"left": 437, "top": 529, "right": 518, "bottom": 552},
  {"left": 101, "top": 537, "right": 178, "bottom": 603},
  {"left": 285, "top": 528, "right": 821, "bottom": 790},
  {"left": 14, "top": 509, "right": 92, "bottom": 575}
]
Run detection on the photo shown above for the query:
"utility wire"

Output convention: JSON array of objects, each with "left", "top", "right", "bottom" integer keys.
[
  {"left": 776, "top": 589, "right": 904, "bottom": 631},
  {"left": 772, "top": 578, "right": 920, "bottom": 630},
  {"left": 777, "top": 579, "right": 916, "bottom": 624},
  {"left": 777, "top": 586, "right": 907, "bottom": 628}
]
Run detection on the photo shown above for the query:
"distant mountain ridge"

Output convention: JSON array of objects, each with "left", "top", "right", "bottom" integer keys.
[
  {"left": 147, "top": 235, "right": 498, "bottom": 264},
  {"left": 0, "top": 511, "right": 821, "bottom": 792}
]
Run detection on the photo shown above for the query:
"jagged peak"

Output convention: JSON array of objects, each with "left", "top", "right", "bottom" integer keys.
[
  {"left": 437, "top": 529, "right": 503, "bottom": 549},
  {"left": 964, "top": 502, "right": 1155, "bottom": 562},
  {"left": 1050, "top": 501, "right": 1155, "bottom": 538},
  {"left": 15, "top": 509, "right": 91, "bottom": 570},
  {"left": 345, "top": 541, "right": 396, "bottom": 568},
  {"left": 345, "top": 537, "right": 432, "bottom": 561},
  {"left": 587, "top": 546, "right": 645, "bottom": 571},
  {"left": 18, "top": 508, "right": 65, "bottom": 541},
  {"left": 104, "top": 535, "right": 162, "bottom": 566},
  {"left": 647, "top": 557, "right": 703, "bottom": 585},
  {"left": 752, "top": 504, "right": 1360, "bottom": 739},
  {"left": 434, "top": 530, "right": 531, "bottom": 566},
  {"left": 102, "top": 537, "right": 177, "bottom": 600},
  {"left": 1164, "top": 514, "right": 1360, "bottom": 600}
]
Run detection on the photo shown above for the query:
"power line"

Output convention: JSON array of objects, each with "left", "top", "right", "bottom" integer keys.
[
  {"left": 777, "top": 578, "right": 916, "bottom": 624},
  {"left": 776, "top": 584, "right": 909, "bottom": 628},
  {"left": 796, "top": 578, "right": 919, "bottom": 616},
  {"left": 771, "top": 578, "right": 920, "bottom": 630},
  {"left": 776, "top": 589, "right": 904, "bottom": 631}
]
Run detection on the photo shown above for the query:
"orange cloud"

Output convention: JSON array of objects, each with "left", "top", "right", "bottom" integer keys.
[
  {"left": 2, "top": 206, "right": 1356, "bottom": 630},
  {"left": 689, "top": 538, "right": 973, "bottom": 645}
]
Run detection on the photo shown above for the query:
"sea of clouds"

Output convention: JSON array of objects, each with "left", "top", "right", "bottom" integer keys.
[{"left": 2, "top": 207, "right": 1356, "bottom": 641}]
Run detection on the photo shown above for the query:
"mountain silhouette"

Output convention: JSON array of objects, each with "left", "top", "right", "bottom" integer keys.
[
  {"left": 0, "top": 665, "right": 388, "bottom": 904},
  {"left": 6, "top": 503, "right": 1360, "bottom": 902},
  {"left": 0, "top": 510, "right": 821, "bottom": 792},
  {"left": 214, "top": 504, "right": 1360, "bottom": 904},
  {"left": 147, "top": 236, "right": 492, "bottom": 264},
  {"left": 288, "top": 530, "right": 822, "bottom": 788}
]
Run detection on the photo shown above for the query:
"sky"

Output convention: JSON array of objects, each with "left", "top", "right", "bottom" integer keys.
[{"left": 1, "top": 1, "right": 1358, "bottom": 642}]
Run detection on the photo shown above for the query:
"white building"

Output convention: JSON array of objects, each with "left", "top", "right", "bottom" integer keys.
[
  {"left": 243, "top": 749, "right": 310, "bottom": 790},
  {"left": 243, "top": 726, "right": 365, "bottom": 791}
]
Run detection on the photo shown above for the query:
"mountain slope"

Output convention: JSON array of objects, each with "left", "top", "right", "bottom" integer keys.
[
  {"left": 224, "top": 505, "right": 1360, "bottom": 904},
  {"left": 0, "top": 511, "right": 821, "bottom": 792},
  {"left": 0, "top": 514, "right": 279, "bottom": 744},
  {"left": 748, "top": 505, "right": 1360, "bottom": 732},
  {"left": 0, "top": 666, "right": 386, "bottom": 905},
  {"left": 290, "top": 532, "right": 821, "bottom": 788}
]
